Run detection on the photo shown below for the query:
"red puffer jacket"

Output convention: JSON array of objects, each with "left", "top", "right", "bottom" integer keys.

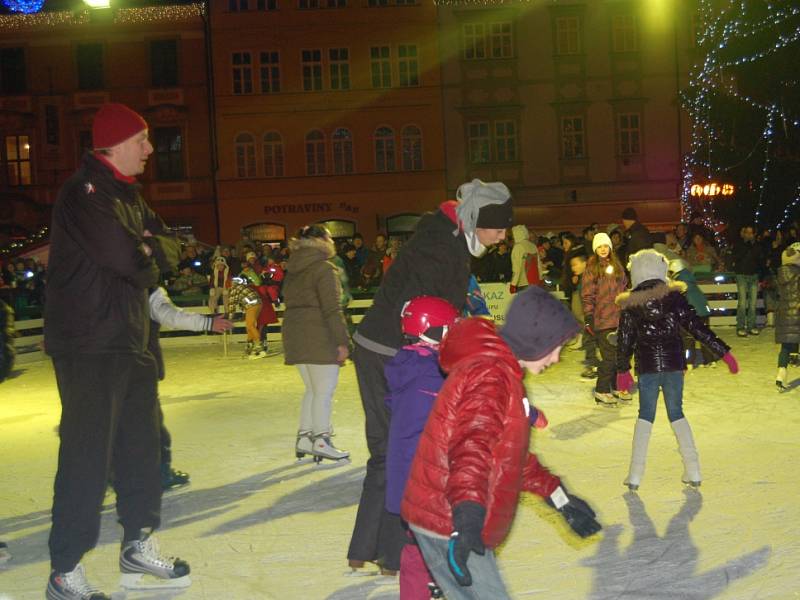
[{"left": 400, "top": 318, "right": 561, "bottom": 548}]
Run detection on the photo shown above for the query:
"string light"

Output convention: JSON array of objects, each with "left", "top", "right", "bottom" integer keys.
[
  {"left": 0, "top": 3, "right": 203, "bottom": 29},
  {"left": 778, "top": 184, "right": 800, "bottom": 230},
  {"left": 1, "top": 0, "right": 45, "bottom": 13}
]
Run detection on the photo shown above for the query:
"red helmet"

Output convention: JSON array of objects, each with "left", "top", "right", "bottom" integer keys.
[{"left": 400, "top": 296, "right": 459, "bottom": 342}]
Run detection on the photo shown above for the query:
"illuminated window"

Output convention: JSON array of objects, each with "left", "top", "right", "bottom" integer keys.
[
  {"left": 370, "top": 46, "right": 391, "bottom": 88},
  {"left": 401, "top": 125, "right": 422, "bottom": 171},
  {"left": 561, "top": 116, "right": 585, "bottom": 159},
  {"left": 260, "top": 51, "right": 280, "bottom": 93},
  {"left": 263, "top": 131, "right": 284, "bottom": 177},
  {"left": 612, "top": 15, "right": 638, "bottom": 53},
  {"left": 398, "top": 45, "right": 419, "bottom": 87},
  {"left": 232, "top": 52, "right": 253, "bottom": 94},
  {"left": 332, "top": 128, "right": 354, "bottom": 174},
  {"left": 555, "top": 16, "right": 580, "bottom": 55},
  {"left": 374, "top": 126, "right": 396, "bottom": 172},
  {"left": 305, "top": 130, "right": 326, "bottom": 175},
  {"left": 5, "top": 135, "right": 32, "bottom": 186},
  {"left": 234, "top": 132, "right": 256, "bottom": 178},
  {"left": 302, "top": 49, "right": 323, "bottom": 91},
  {"left": 617, "top": 113, "right": 641, "bottom": 156}
]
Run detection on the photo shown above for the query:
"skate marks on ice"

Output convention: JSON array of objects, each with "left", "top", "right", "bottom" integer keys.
[
  {"left": 158, "top": 391, "right": 233, "bottom": 407},
  {"left": 324, "top": 578, "right": 399, "bottom": 600},
  {"left": 548, "top": 409, "right": 632, "bottom": 441},
  {"left": 110, "top": 588, "right": 188, "bottom": 600},
  {"left": 583, "top": 490, "right": 770, "bottom": 599},
  {"left": 207, "top": 467, "right": 364, "bottom": 535}
]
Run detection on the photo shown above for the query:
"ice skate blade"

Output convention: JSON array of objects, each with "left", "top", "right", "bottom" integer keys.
[
  {"left": 345, "top": 566, "right": 380, "bottom": 577},
  {"left": 624, "top": 483, "right": 639, "bottom": 491},
  {"left": 312, "top": 456, "right": 351, "bottom": 468},
  {"left": 119, "top": 572, "right": 191, "bottom": 591},
  {"left": 682, "top": 480, "right": 701, "bottom": 488}
]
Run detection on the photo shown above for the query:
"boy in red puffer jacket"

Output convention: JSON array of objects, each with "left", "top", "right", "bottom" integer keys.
[{"left": 401, "top": 286, "right": 602, "bottom": 599}]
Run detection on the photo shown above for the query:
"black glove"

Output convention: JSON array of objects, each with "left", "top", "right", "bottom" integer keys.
[
  {"left": 448, "top": 501, "right": 486, "bottom": 586},
  {"left": 546, "top": 486, "right": 602, "bottom": 538},
  {"left": 584, "top": 315, "right": 595, "bottom": 337}
]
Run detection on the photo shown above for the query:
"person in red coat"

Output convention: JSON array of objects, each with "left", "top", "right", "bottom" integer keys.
[{"left": 401, "top": 286, "right": 601, "bottom": 598}]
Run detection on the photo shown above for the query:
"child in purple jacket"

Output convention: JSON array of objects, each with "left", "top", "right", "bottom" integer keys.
[{"left": 385, "top": 296, "right": 459, "bottom": 599}]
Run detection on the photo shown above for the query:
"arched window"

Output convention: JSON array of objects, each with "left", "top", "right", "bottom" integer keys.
[
  {"left": 332, "top": 127, "right": 354, "bottom": 175},
  {"left": 401, "top": 125, "right": 423, "bottom": 171},
  {"left": 305, "top": 129, "right": 326, "bottom": 176},
  {"left": 234, "top": 132, "right": 256, "bottom": 178},
  {"left": 374, "top": 126, "right": 395, "bottom": 172},
  {"left": 263, "top": 131, "right": 284, "bottom": 177}
]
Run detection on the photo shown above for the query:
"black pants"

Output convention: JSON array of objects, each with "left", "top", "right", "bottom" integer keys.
[
  {"left": 778, "top": 343, "right": 799, "bottom": 368},
  {"left": 596, "top": 328, "right": 617, "bottom": 393},
  {"left": 159, "top": 405, "right": 172, "bottom": 467},
  {"left": 583, "top": 330, "right": 599, "bottom": 366},
  {"left": 681, "top": 317, "right": 718, "bottom": 366},
  {"left": 347, "top": 342, "right": 406, "bottom": 571},
  {"left": 49, "top": 353, "right": 162, "bottom": 573}
]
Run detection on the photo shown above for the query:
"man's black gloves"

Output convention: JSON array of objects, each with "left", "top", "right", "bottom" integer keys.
[
  {"left": 448, "top": 501, "right": 486, "bottom": 586},
  {"left": 546, "top": 486, "right": 602, "bottom": 538}
]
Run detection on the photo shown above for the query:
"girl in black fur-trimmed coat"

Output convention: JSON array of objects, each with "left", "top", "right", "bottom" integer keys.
[{"left": 614, "top": 249, "right": 738, "bottom": 490}]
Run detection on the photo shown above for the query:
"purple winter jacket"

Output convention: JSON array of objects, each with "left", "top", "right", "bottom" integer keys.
[{"left": 384, "top": 344, "right": 445, "bottom": 515}]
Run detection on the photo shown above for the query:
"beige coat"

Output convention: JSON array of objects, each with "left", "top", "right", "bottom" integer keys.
[{"left": 282, "top": 237, "right": 350, "bottom": 365}]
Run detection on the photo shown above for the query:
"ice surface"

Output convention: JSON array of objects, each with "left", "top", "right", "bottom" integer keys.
[{"left": 0, "top": 330, "right": 797, "bottom": 599}]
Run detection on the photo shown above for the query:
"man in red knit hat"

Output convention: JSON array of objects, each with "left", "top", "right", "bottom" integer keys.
[{"left": 44, "top": 103, "right": 189, "bottom": 600}]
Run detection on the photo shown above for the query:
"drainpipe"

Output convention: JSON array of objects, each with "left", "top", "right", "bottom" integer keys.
[{"left": 202, "top": 0, "right": 221, "bottom": 243}]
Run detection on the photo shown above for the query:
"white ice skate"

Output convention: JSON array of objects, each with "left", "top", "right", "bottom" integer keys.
[
  {"left": 311, "top": 434, "right": 350, "bottom": 465},
  {"left": 119, "top": 534, "right": 191, "bottom": 591},
  {"left": 46, "top": 563, "right": 109, "bottom": 600},
  {"left": 248, "top": 342, "right": 267, "bottom": 360},
  {"left": 295, "top": 430, "right": 314, "bottom": 461}
]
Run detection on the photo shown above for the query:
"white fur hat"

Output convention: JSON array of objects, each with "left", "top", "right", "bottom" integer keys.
[
  {"left": 628, "top": 248, "right": 669, "bottom": 288},
  {"left": 592, "top": 232, "right": 612, "bottom": 253}
]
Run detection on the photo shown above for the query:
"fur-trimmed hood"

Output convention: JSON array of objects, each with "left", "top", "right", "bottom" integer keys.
[
  {"left": 616, "top": 279, "right": 687, "bottom": 309},
  {"left": 286, "top": 236, "right": 335, "bottom": 273}
]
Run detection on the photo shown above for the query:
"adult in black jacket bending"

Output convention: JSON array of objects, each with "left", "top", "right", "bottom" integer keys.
[
  {"left": 44, "top": 104, "right": 187, "bottom": 599},
  {"left": 620, "top": 207, "right": 653, "bottom": 266},
  {"left": 348, "top": 180, "right": 513, "bottom": 575}
]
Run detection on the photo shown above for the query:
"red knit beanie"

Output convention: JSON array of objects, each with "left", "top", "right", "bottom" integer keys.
[{"left": 92, "top": 103, "right": 148, "bottom": 149}]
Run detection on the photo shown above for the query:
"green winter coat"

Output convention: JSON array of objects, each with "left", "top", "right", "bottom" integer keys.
[{"left": 282, "top": 237, "right": 350, "bottom": 365}]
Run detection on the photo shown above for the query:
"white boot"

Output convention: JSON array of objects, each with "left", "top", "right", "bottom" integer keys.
[
  {"left": 295, "top": 430, "right": 313, "bottom": 460},
  {"left": 670, "top": 418, "right": 701, "bottom": 487},
  {"left": 624, "top": 419, "right": 653, "bottom": 491},
  {"left": 311, "top": 434, "right": 349, "bottom": 463},
  {"left": 776, "top": 367, "right": 788, "bottom": 391}
]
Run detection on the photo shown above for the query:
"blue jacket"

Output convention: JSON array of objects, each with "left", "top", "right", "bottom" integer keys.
[{"left": 384, "top": 344, "right": 445, "bottom": 514}]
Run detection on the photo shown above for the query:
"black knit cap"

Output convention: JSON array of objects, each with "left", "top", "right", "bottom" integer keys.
[
  {"left": 622, "top": 207, "right": 638, "bottom": 220},
  {"left": 476, "top": 198, "right": 514, "bottom": 229},
  {"left": 499, "top": 286, "right": 581, "bottom": 361}
]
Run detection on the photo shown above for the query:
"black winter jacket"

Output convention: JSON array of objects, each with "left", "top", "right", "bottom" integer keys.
[
  {"left": 731, "top": 240, "right": 764, "bottom": 276},
  {"left": 45, "top": 153, "right": 177, "bottom": 356},
  {"left": 621, "top": 221, "right": 653, "bottom": 265},
  {"left": 775, "top": 264, "right": 800, "bottom": 344},
  {"left": 615, "top": 279, "right": 729, "bottom": 374},
  {"left": 355, "top": 206, "right": 471, "bottom": 354}
]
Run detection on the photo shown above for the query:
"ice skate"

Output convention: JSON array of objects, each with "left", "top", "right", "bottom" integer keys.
[
  {"left": 346, "top": 559, "right": 381, "bottom": 577},
  {"left": 580, "top": 366, "right": 598, "bottom": 379},
  {"left": 160, "top": 463, "right": 190, "bottom": 491},
  {"left": 119, "top": 534, "right": 191, "bottom": 591},
  {"left": 671, "top": 418, "right": 701, "bottom": 487},
  {"left": 776, "top": 367, "right": 788, "bottom": 392},
  {"left": 295, "top": 430, "right": 313, "bottom": 460},
  {"left": 613, "top": 389, "right": 632, "bottom": 402},
  {"left": 311, "top": 433, "right": 349, "bottom": 464},
  {"left": 593, "top": 391, "right": 617, "bottom": 406},
  {"left": 46, "top": 563, "right": 109, "bottom": 600},
  {"left": 0, "top": 541, "right": 10, "bottom": 565},
  {"left": 624, "top": 419, "right": 652, "bottom": 491},
  {"left": 248, "top": 341, "right": 267, "bottom": 360},
  {"left": 749, "top": 328, "right": 760, "bottom": 336}
]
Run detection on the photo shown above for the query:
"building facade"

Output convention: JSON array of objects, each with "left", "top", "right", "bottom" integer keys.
[
  {"left": 437, "top": 0, "right": 700, "bottom": 231},
  {"left": 209, "top": 0, "right": 447, "bottom": 244},
  {"left": 0, "top": 1, "right": 217, "bottom": 242}
]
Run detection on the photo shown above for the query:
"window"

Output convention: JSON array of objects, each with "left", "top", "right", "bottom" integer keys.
[
  {"left": 153, "top": 127, "right": 184, "bottom": 181},
  {"left": 259, "top": 0, "right": 277, "bottom": 8},
  {"left": 618, "top": 113, "right": 641, "bottom": 155},
  {"left": 468, "top": 122, "right": 490, "bottom": 163},
  {"left": 561, "top": 116, "right": 585, "bottom": 159},
  {"left": 368, "top": 0, "right": 389, "bottom": 5},
  {"left": 263, "top": 132, "right": 284, "bottom": 177},
  {"left": 231, "top": 0, "right": 276, "bottom": 9},
  {"left": 235, "top": 132, "right": 256, "bottom": 178},
  {"left": 374, "top": 126, "right": 396, "bottom": 172},
  {"left": 612, "top": 15, "right": 638, "bottom": 52},
  {"left": 329, "top": 48, "right": 350, "bottom": 90},
  {"left": 401, "top": 125, "right": 422, "bottom": 171},
  {"left": 398, "top": 45, "right": 419, "bottom": 87},
  {"left": 555, "top": 16, "right": 581, "bottom": 55},
  {"left": 395, "top": 0, "right": 417, "bottom": 5},
  {"left": 151, "top": 40, "right": 178, "bottom": 88},
  {"left": 305, "top": 130, "right": 326, "bottom": 175},
  {"left": 463, "top": 23, "right": 486, "bottom": 60},
  {"left": 229, "top": 0, "right": 248, "bottom": 9},
  {"left": 232, "top": 52, "right": 253, "bottom": 94},
  {"left": 302, "top": 49, "right": 323, "bottom": 91},
  {"left": 76, "top": 43, "right": 103, "bottom": 90},
  {"left": 260, "top": 51, "right": 280, "bottom": 93},
  {"left": 494, "top": 120, "right": 517, "bottom": 162},
  {"left": 0, "top": 47, "right": 26, "bottom": 94},
  {"left": 5, "top": 135, "right": 31, "bottom": 186},
  {"left": 370, "top": 46, "right": 391, "bottom": 88},
  {"left": 489, "top": 22, "right": 513, "bottom": 58},
  {"left": 300, "top": 0, "right": 345, "bottom": 7},
  {"left": 332, "top": 128, "right": 354, "bottom": 174}
]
